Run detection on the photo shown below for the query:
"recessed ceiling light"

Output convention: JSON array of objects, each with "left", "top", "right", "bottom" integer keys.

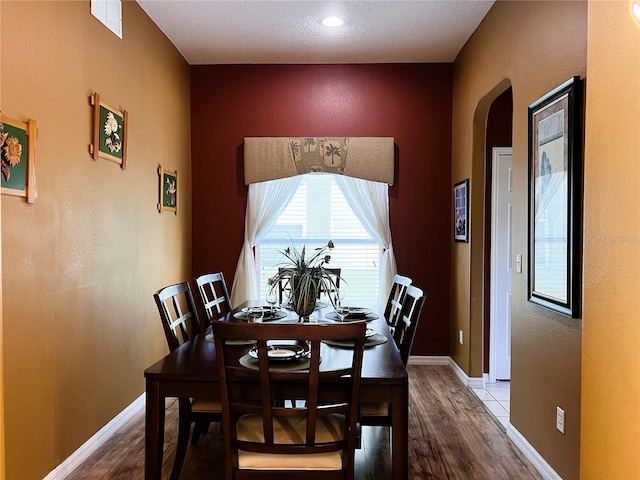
[{"left": 322, "top": 16, "right": 344, "bottom": 27}]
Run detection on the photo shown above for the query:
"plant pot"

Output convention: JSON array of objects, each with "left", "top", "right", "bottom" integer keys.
[
  {"left": 291, "top": 277, "right": 318, "bottom": 319},
  {"left": 293, "top": 292, "right": 316, "bottom": 319}
]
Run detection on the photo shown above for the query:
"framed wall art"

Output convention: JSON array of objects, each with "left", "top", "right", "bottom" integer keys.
[
  {"left": 454, "top": 179, "right": 469, "bottom": 242},
  {"left": 528, "top": 76, "right": 583, "bottom": 318},
  {"left": 1, "top": 114, "right": 37, "bottom": 204},
  {"left": 90, "top": 92, "right": 127, "bottom": 169},
  {"left": 158, "top": 165, "right": 178, "bottom": 214}
]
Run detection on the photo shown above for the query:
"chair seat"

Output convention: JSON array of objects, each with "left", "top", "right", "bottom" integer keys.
[
  {"left": 360, "top": 402, "right": 389, "bottom": 417},
  {"left": 236, "top": 413, "right": 345, "bottom": 470},
  {"left": 191, "top": 398, "right": 222, "bottom": 412}
]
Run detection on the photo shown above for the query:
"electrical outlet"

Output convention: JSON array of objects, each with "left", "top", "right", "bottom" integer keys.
[
  {"left": 459, "top": 330, "right": 463, "bottom": 344},
  {"left": 556, "top": 407, "right": 565, "bottom": 434}
]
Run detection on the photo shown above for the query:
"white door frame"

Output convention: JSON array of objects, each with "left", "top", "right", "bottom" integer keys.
[{"left": 489, "top": 147, "right": 513, "bottom": 383}]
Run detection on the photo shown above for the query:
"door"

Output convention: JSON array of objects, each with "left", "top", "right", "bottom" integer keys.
[{"left": 489, "top": 147, "right": 513, "bottom": 381}]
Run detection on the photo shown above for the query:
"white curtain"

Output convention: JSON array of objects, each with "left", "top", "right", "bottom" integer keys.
[
  {"left": 334, "top": 175, "right": 397, "bottom": 305},
  {"left": 230, "top": 176, "right": 302, "bottom": 307}
]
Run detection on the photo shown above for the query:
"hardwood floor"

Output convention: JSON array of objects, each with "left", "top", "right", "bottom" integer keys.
[{"left": 67, "top": 365, "right": 543, "bottom": 479}]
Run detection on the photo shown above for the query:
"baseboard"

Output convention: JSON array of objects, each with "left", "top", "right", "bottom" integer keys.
[
  {"left": 447, "top": 357, "right": 485, "bottom": 389},
  {"left": 445, "top": 359, "right": 562, "bottom": 480},
  {"left": 408, "top": 355, "right": 450, "bottom": 366},
  {"left": 45, "top": 362, "right": 561, "bottom": 480},
  {"left": 409, "top": 356, "right": 484, "bottom": 388},
  {"left": 44, "top": 393, "right": 146, "bottom": 480},
  {"left": 507, "top": 423, "right": 563, "bottom": 480}
]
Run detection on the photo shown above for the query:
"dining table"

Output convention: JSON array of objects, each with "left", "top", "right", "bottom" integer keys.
[{"left": 144, "top": 300, "right": 409, "bottom": 480}]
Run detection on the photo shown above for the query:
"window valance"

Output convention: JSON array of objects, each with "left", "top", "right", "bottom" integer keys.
[{"left": 243, "top": 137, "right": 395, "bottom": 185}]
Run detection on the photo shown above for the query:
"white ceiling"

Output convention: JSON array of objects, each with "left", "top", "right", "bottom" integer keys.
[{"left": 136, "top": 0, "right": 495, "bottom": 65}]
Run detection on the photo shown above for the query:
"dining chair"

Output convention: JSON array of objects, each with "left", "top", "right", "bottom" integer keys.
[
  {"left": 360, "top": 285, "right": 426, "bottom": 429},
  {"left": 320, "top": 267, "right": 342, "bottom": 300},
  {"left": 212, "top": 320, "right": 366, "bottom": 480},
  {"left": 194, "top": 272, "right": 233, "bottom": 323},
  {"left": 392, "top": 285, "right": 426, "bottom": 365},
  {"left": 153, "top": 281, "right": 223, "bottom": 480},
  {"left": 383, "top": 274, "right": 412, "bottom": 335},
  {"left": 276, "top": 267, "right": 290, "bottom": 305}
]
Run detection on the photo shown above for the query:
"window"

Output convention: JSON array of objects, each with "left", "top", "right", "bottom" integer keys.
[
  {"left": 257, "top": 174, "right": 380, "bottom": 302},
  {"left": 91, "top": 0, "right": 123, "bottom": 39}
]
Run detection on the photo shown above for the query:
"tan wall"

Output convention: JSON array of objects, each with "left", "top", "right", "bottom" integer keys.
[
  {"left": 0, "top": 0, "right": 4, "bottom": 467},
  {"left": 0, "top": 5, "right": 5, "bottom": 476},
  {"left": 581, "top": 1, "right": 640, "bottom": 478},
  {"left": 451, "top": 2, "right": 587, "bottom": 478},
  {"left": 0, "top": 1, "right": 191, "bottom": 478}
]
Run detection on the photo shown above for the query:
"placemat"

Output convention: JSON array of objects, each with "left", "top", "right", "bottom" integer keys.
[
  {"left": 239, "top": 353, "right": 315, "bottom": 371},
  {"left": 322, "top": 333, "right": 387, "bottom": 348},
  {"left": 205, "top": 333, "right": 255, "bottom": 346},
  {"left": 324, "top": 312, "right": 379, "bottom": 322},
  {"left": 282, "top": 300, "right": 329, "bottom": 311},
  {"left": 233, "top": 310, "right": 289, "bottom": 321}
]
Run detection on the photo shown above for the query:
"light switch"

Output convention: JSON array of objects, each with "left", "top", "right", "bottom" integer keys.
[{"left": 516, "top": 254, "right": 522, "bottom": 273}]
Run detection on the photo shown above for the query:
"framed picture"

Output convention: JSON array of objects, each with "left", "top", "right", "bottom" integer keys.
[
  {"left": 90, "top": 92, "right": 127, "bottom": 169},
  {"left": 158, "top": 165, "right": 178, "bottom": 214},
  {"left": 454, "top": 179, "right": 469, "bottom": 242},
  {"left": 1, "top": 114, "right": 37, "bottom": 204},
  {"left": 528, "top": 76, "right": 582, "bottom": 317}
]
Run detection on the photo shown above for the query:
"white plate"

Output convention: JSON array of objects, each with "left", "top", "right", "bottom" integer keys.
[
  {"left": 324, "top": 311, "right": 377, "bottom": 322},
  {"left": 348, "top": 307, "right": 372, "bottom": 317},
  {"left": 248, "top": 344, "right": 308, "bottom": 362},
  {"left": 282, "top": 301, "right": 328, "bottom": 310},
  {"left": 267, "top": 348, "right": 297, "bottom": 359},
  {"left": 241, "top": 306, "right": 282, "bottom": 314},
  {"left": 239, "top": 307, "right": 286, "bottom": 320}
]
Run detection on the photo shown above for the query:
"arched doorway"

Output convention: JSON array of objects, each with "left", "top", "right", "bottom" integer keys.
[
  {"left": 467, "top": 79, "right": 513, "bottom": 381},
  {"left": 484, "top": 87, "right": 513, "bottom": 382}
]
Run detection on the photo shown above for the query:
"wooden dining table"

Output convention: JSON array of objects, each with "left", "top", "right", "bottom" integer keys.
[{"left": 144, "top": 301, "right": 409, "bottom": 479}]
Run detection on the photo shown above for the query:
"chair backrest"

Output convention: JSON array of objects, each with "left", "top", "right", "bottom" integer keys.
[
  {"left": 277, "top": 267, "right": 342, "bottom": 304},
  {"left": 276, "top": 267, "right": 291, "bottom": 305},
  {"left": 212, "top": 320, "right": 366, "bottom": 479},
  {"left": 320, "top": 267, "right": 341, "bottom": 299},
  {"left": 393, "top": 285, "right": 426, "bottom": 366},
  {"left": 384, "top": 274, "right": 412, "bottom": 333},
  {"left": 153, "top": 282, "right": 203, "bottom": 352},
  {"left": 194, "top": 272, "right": 232, "bottom": 324}
]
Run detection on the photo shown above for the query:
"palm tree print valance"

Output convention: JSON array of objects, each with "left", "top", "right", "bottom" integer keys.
[{"left": 243, "top": 137, "right": 395, "bottom": 185}]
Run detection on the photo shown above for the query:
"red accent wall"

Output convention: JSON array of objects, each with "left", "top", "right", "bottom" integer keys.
[{"left": 191, "top": 64, "right": 452, "bottom": 355}]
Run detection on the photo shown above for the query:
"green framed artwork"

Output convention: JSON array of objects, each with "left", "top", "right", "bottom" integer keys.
[
  {"left": 158, "top": 165, "right": 178, "bottom": 214},
  {"left": 90, "top": 92, "right": 127, "bottom": 169},
  {"left": 1, "top": 114, "right": 37, "bottom": 204}
]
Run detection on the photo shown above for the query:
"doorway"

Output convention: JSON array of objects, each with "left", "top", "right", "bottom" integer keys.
[
  {"left": 489, "top": 147, "right": 512, "bottom": 382},
  {"left": 482, "top": 87, "right": 513, "bottom": 384}
]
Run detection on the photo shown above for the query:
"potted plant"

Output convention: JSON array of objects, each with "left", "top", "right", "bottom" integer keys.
[{"left": 267, "top": 240, "right": 340, "bottom": 320}]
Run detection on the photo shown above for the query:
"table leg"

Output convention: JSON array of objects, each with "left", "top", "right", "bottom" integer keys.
[
  {"left": 391, "top": 380, "right": 409, "bottom": 480},
  {"left": 145, "top": 379, "right": 165, "bottom": 480}
]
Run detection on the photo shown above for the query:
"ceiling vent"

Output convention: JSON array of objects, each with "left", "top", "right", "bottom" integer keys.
[{"left": 91, "top": 0, "right": 122, "bottom": 39}]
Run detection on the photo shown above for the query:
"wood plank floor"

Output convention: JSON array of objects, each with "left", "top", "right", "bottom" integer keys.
[{"left": 66, "top": 366, "right": 543, "bottom": 479}]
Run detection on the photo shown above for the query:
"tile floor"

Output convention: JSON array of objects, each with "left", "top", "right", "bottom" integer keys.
[{"left": 472, "top": 380, "right": 510, "bottom": 430}]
